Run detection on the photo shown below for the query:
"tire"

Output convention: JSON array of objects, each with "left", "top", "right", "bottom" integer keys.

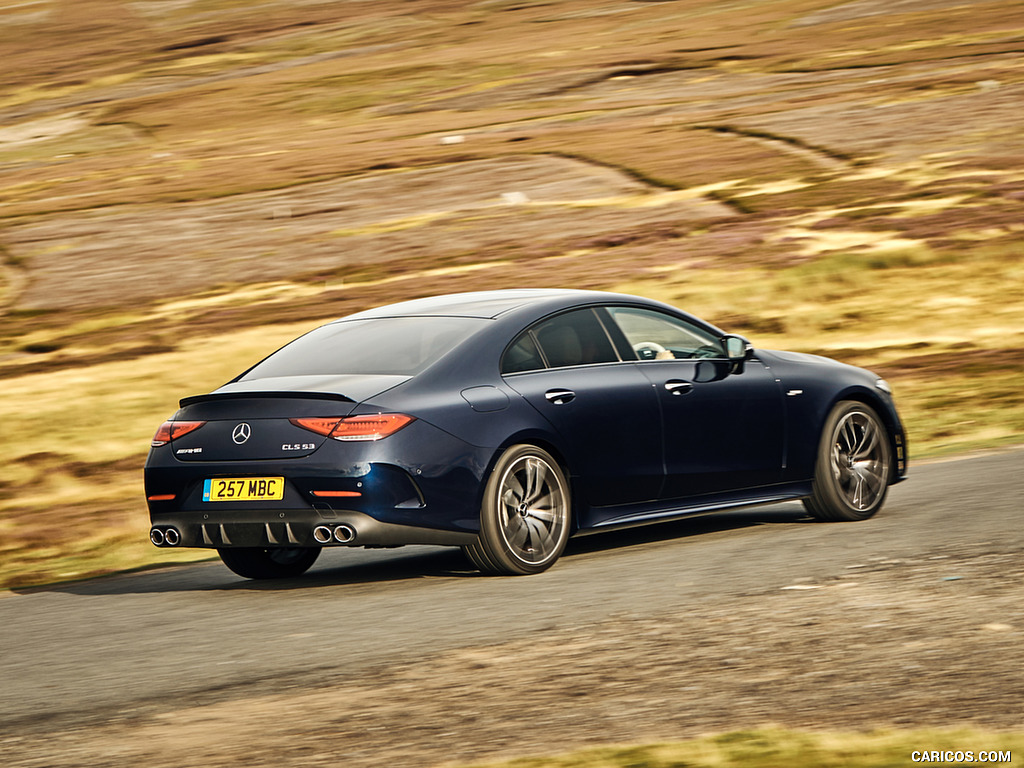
[
  {"left": 803, "top": 400, "right": 892, "bottom": 522},
  {"left": 463, "top": 444, "right": 571, "bottom": 575},
  {"left": 217, "top": 547, "right": 321, "bottom": 579}
]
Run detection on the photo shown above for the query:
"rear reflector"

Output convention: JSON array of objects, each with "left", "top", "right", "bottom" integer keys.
[
  {"left": 151, "top": 420, "right": 206, "bottom": 447},
  {"left": 310, "top": 490, "right": 362, "bottom": 498},
  {"left": 291, "top": 414, "right": 415, "bottom": 441},
  {"left": 147, "top": 494, "right": 176, "bottom": 501}
]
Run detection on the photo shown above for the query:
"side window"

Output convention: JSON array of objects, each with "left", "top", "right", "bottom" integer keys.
[
  {"left": 533, "top": 309, "right": 619, "bottom": 369},
  {"left": 607, "top": 307, "right": 724, "bottom": 361},
  {"left": 501, "top": 332, "right": 545, "bottom": 374}
]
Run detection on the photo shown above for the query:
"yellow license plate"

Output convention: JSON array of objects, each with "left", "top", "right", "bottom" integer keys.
[{"left": 203, "top": 477, "right": 285, "bottom": 502}]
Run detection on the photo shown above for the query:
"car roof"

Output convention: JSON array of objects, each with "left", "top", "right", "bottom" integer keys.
[{"left": 338, "top": 289, "right": 629, "bottom": 321}]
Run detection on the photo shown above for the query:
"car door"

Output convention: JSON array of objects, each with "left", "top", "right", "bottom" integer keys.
[
  {"left": 605, "top": 306, "right": 785, "bottom": 499},
  {"left": 501, "top": 308, "right": 663, "bottom": 508}
]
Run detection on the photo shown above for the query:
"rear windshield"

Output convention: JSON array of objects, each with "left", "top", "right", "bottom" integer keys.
[{"left": 238, "top": 317, "right": 487, "bottom": 378}]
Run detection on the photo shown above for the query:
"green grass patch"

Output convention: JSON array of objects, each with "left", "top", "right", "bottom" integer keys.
[
  {"left": 458, "top": 729, "right": 1023, "bottom": 768},
  {"left": 897, "top": 371, "right": 1024, "bottom": 459},
  {"left": 1, "top": 528, "right": 217, "bottom": 591}
]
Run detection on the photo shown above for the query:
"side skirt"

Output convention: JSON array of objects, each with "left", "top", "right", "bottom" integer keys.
[{"left": 574, "top": 482, "right": 813, "bottom": 536}]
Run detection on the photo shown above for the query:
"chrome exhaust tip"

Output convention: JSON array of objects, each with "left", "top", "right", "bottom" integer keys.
[
  {"left": 333, "top": 524, "right": 356, "bottom": 544},
  {"left": 312, "top": 525, "right": 333, "bottom": 544},
  {"left": 163, "top": 527, "right": 180, "bottom": 546},
  {"left": 150, "top": 528, "right": 165, "bottom": 546}
]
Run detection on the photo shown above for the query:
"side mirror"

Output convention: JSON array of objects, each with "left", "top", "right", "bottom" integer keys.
[{"left": 723, "top": 335, "right": 752, "bottom": 373}]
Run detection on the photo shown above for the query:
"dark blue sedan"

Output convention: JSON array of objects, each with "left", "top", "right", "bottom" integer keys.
[{"left": 145, "top": 289, "right": 907, "bottom": 579}]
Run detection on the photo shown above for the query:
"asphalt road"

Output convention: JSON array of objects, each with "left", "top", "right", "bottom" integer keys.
[{"left": 2, "top": 448, "right": 1022, "bottom": 732}]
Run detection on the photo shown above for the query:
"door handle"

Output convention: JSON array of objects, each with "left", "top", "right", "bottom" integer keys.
[
  {"left": 544, "top": 388, "right": 576, "bottom": 405},
  {"left": 664, "top": 380, "right": 693, "bottom": 396}
]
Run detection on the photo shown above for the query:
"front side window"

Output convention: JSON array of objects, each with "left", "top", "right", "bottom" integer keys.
[{"left": 607, "top": 307, "right": 724, "bottom": 361}]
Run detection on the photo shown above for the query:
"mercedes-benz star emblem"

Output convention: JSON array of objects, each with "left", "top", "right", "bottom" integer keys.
[{"left": 231, "top": 422, "right": 252, "bottom": 445}]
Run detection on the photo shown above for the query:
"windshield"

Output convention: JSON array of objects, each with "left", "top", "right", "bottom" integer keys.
[{"left": 238, "top": 316, "right": 488, "bottom": 379}]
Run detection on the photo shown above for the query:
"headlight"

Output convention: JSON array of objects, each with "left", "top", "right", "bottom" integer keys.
[{"left": 875, "top": 378, "right": 892, "bottom": 394}]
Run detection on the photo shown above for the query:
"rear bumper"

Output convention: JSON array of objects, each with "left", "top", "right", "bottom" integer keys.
[
  {"left": 145, "top": 424, "right": 494, "bottom": 548},
  {"left": 149, "top": 508, "right": 477, "bottom": 550}
]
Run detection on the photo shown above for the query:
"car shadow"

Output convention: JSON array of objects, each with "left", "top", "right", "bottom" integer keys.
[{"left": 25, "top": 504, "right": 813, "bottom": 596}]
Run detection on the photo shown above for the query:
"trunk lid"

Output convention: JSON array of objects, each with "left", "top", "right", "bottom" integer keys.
[{"left": 169, "top": 374, "right": 410, "bottom": 462}]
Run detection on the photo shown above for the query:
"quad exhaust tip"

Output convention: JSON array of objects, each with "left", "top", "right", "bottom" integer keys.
[
  {"left": 313, "top": 524, "right": 357, "bottom": 544},
  {"left": 150, "top": 527, "right": 181, "bottom": 547},
  {"left": 333, "top": 524, "right": 356, "bottom": 544}
]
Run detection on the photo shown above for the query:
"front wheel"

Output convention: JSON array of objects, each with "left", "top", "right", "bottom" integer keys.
[
  {"left": 464, "top": 444, "right": 571, "bottom": 575},
  {"left": 804, "top": 400, "right": 892, "bottom": 521},
  {"left": 217, "top": 547, "right": 321, "bottom": 579}
]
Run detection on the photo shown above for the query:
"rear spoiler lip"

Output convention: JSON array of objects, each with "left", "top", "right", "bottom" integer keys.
[{"left": 179, "top": 390, "right": 356, "bottom": 408}]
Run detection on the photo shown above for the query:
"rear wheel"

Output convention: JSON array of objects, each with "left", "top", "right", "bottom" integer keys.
[
  {"left": 217, "top": 547, "right": 320, "bottom": 579},
  {"left": 464, "top": 444, "right": 571, "bottom": 575},
  {"left": 804, "top": 400, "right": 892, "bottom": 521}
]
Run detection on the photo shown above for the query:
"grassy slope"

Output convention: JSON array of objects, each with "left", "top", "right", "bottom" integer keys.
[{"left": 0, "top": 0, "right": 1022, "bottom": 588}]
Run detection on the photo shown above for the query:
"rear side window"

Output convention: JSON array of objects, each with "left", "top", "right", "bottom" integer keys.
[
  {"left": 239, "top": 317, "right": 487, "bottom": 378},
  {"left": 502, "top": 308, "right": 619, "bottom": 373},
  {"left": 502, "top": 333, "right": 545, "bottom": 374}
]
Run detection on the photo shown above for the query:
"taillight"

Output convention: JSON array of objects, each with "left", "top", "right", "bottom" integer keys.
[
  {"left": 151, "top": 420, "right": 206, "bottom": 447},
  {"left": 289, "top": 417, "right": 342, "bottom": 437},
  {"left": 290, "top": 414, "right": 415, "bottom": 441}
]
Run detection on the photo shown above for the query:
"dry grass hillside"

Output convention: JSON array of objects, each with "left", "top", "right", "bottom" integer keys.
[{"left": 1, "top": 0, "right": 1023, "bottom": 587}]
